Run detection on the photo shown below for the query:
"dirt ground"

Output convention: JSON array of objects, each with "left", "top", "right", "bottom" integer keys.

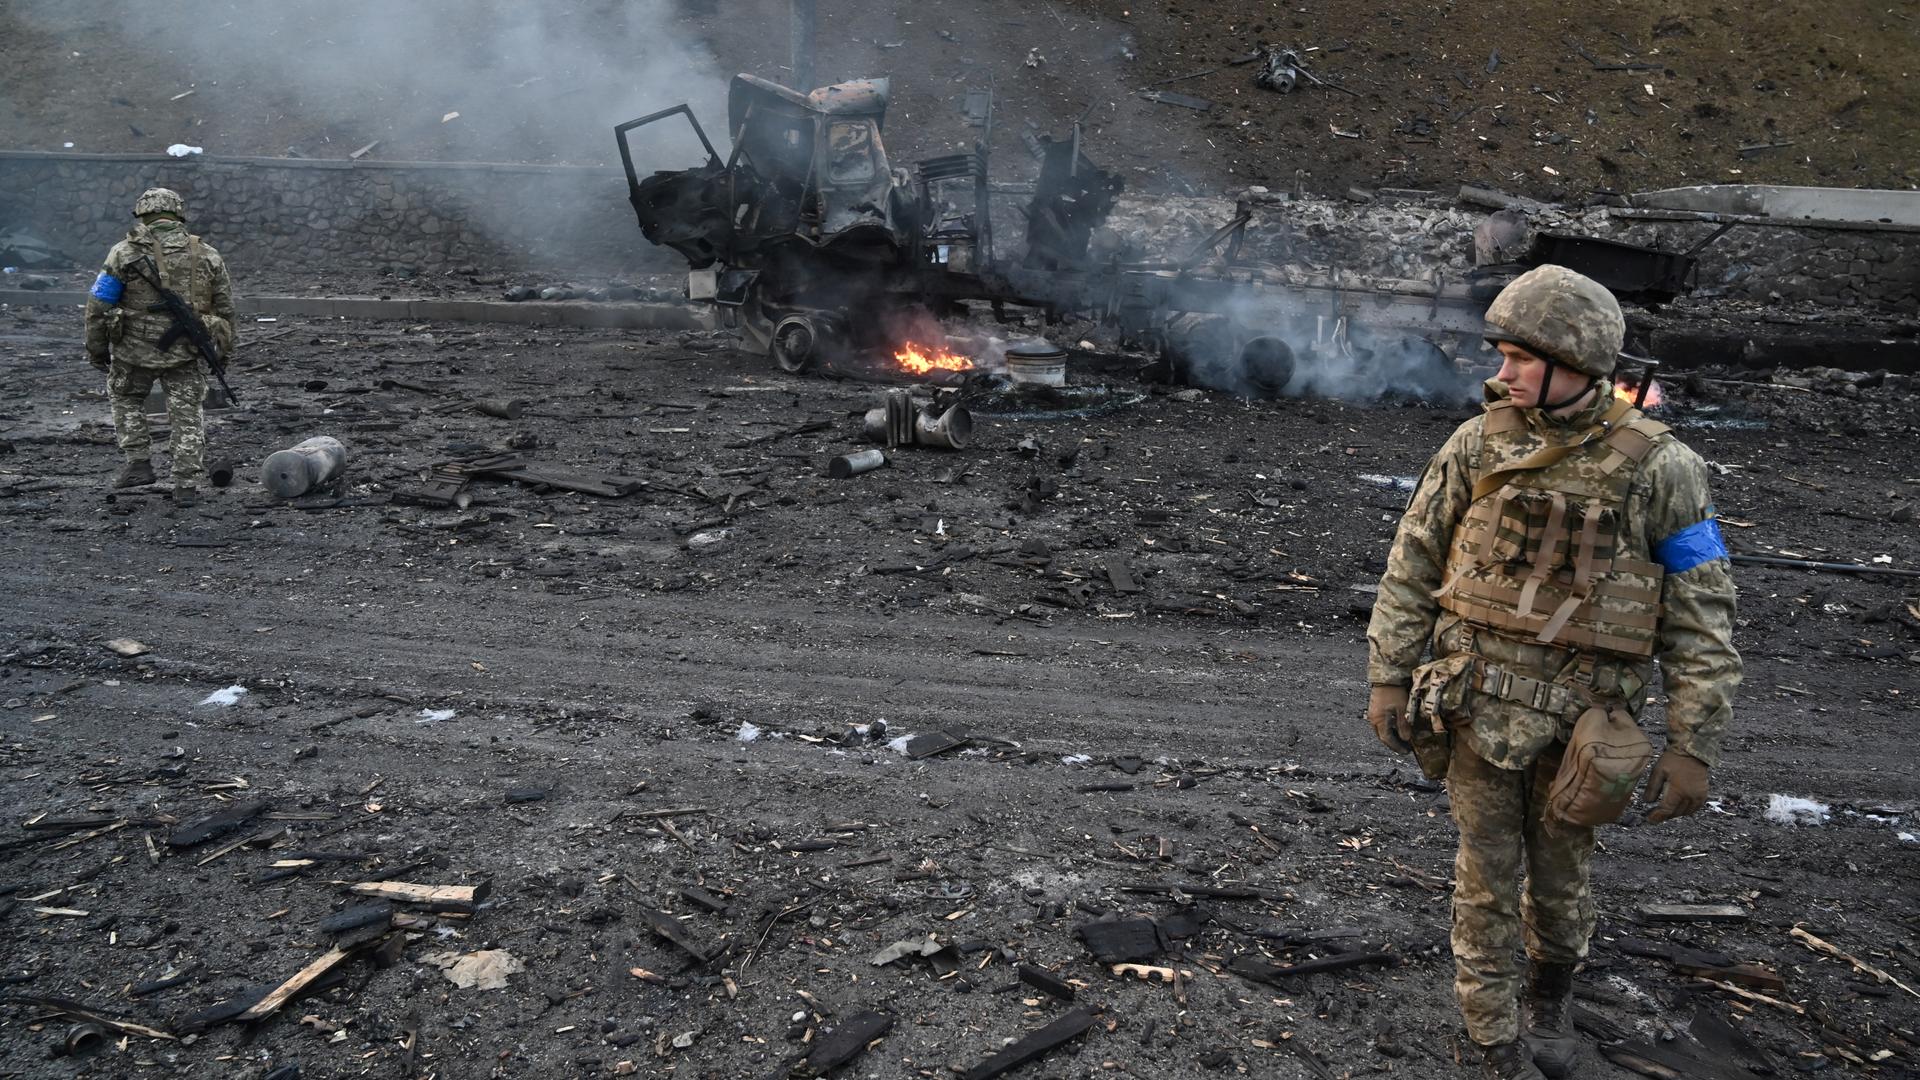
[
  {"left": 2, "top": 300, "right": 1918, "bottom": 1078},
  {"left": 1, "top": 0, "right": 1914, "bottom": 199}
]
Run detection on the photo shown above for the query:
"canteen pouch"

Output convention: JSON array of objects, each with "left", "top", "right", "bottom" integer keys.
[
  {"left": 1407, "top": 653, "right": 1476, "bottom": 781},
  {"left": 1546, "top": 705, "right": 1653, "bottom": 827}
]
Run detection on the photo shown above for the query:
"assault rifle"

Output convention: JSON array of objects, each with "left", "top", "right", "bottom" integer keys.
[{"left": 127, "top": 255, "right": 239, "bottom": 406}]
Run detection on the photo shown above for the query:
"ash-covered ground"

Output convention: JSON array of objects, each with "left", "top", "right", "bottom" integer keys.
[{"left": 2, "top": 300, "right": 1918, "bottom": 1079}]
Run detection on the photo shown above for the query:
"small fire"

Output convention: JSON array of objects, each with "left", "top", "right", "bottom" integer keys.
[
  {"left": 1614, "top": 378, "right": 1665, "bottom": 408},
  {"left": 893, "top": 341, "right": 974, "bottom": 375}
]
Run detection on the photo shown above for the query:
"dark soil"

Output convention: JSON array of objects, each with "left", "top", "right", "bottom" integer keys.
[
  {"left": 2, "top": 300, "right": 1918, "bottom": 1078},
  {"left": 2, "top": 0, "right": 1914, "bottom": 199}
]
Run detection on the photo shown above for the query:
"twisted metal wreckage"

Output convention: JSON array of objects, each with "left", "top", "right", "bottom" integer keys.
[{"left": 615, "top": 74, "right": 1706, "bottom": 393}]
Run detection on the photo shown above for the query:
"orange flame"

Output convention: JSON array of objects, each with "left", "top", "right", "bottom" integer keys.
[
  {"left": 1614, "top": 378, "right": 1664, "bottom": 408},
  {"left": 893, "top": 341, "right": 974, "bottom": 375}
]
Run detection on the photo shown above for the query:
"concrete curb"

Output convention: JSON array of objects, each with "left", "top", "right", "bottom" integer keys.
[{"left": 0, "top": 290, "right": 717, "bottom": 331}]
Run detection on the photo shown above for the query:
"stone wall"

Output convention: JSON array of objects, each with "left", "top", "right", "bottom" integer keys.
[{"left": 0, "top": 150, "right": 674, "bottom": 276}]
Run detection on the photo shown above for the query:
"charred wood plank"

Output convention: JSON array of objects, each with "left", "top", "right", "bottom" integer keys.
[
  {"left": 960, "top": 1006, "right": 1100, "bottom": 1080},
  {"left": 237, "top": 946, "right": 357, "bottom": 1022},
  {"left": 347, "top": 879, "right": 490, "bottom": 913},
  {"left": 1229, "top": 950, "right": 1395, "bottom": 984},
  {"left": 1017, "top": 964, "right": 1076, "bottom": 1002},
  {"left": 1637, "top": 903, "right": 1748, "bottom": 924},
  {"left": 637, "top": 905, "right": 714, "bottom": 965},
  {"left": 0, "top": 994, "right": 174, "bottom": 1040},
  {"left": 799, "top": 1010, "right": 895, "bottom": 1077},
  {"left": 128, "top": 962, "right": 201, "bottom": 998},
  {"left": 319, "top": 902, "right": 396, "bottom": 938},
  {"left": 166, "top": 800, "right": 270, "bottom": 849}
]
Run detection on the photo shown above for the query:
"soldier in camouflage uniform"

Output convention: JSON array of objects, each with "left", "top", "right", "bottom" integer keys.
[
  {"left": 84, "top": 187, "right": 235, "bottom": 507},
  {"left": 1365, "top": 265, "right": 1741, "bottom": 1079}
]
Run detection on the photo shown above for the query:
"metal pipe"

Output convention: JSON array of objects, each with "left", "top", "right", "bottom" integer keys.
[
  {"left": 790, "top": 0, "right": 816, "bottom": 91},
  {"left": 262, "top": 436, "right": 348, "bottom": 499},
  {"left": 828, "top": 449, "right": 886, "bottom": 479}
]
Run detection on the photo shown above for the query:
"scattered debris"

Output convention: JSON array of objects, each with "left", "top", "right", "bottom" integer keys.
[
  {"left": 262, "top": 436, "right": 349, "bottom": 499},
  {"left": 959, "top": 1005, "right": 1100, "bottom": 1080},
  {"left": 199, "top": 684, "right": 248, "bottom": 706},
  {"left": 424, "top": 949, "right": 524, "bottom": 991},
  {"left": 1764, "top": 793, "right": 1831, "bottom": 826},
  {"left": 348, "top": 879, "right": 491, "bottom": 913},
  {"left": 1636, "top": 903, "right": 1749, "bottom": 924}
]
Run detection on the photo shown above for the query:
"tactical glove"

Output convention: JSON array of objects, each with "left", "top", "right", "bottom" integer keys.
[
  {"left": 1367, "top": 684, "right": 1413, "bottom": 754},
  {"left": 1641, "top": 750, "right": 1709, "bottom": 823},
  {"left": 88, "top": 351, "right": 111, "bottom": 372}
]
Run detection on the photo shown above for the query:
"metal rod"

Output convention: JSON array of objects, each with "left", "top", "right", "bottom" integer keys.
[
  {"left": 789, "top": 0, "right": 816, "bottom": 92},
  {"left": 1730, "top": 554, "right": 1920, "bottom": 579}
]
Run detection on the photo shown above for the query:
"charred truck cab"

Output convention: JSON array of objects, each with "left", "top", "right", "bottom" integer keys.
[{"left": 617, "top": 73, "right": 1488, "bottom": 392}]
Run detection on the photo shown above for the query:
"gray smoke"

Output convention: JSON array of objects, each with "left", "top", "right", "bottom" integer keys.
[
  {"left": 4, "top": 0, "right": 727, "bottom": 168},
  {"left": 1172, "top": 285, "right": 1478, "bottom": 405}
]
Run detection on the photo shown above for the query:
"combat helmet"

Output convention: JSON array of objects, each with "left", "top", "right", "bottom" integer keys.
[
  {"left": 132, "top": 187, "right": 187, "bottom": 220},
  {"left": 1484, "top": 263, "right": 1623, "bottom": 381}
]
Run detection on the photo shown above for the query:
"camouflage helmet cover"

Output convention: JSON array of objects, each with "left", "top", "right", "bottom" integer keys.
[
  {"left": 132, "top": 187, "right": 186, "bottom": 219},
  {"left": 1483, "top": 264, "right": 1624, "bottom": 379}
]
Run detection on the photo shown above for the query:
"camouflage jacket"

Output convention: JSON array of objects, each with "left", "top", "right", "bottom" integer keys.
[
  {"left": 84, "top": 222, "right": 234, "bottom": 370},
  {"left": 1368, "top": 382, "right": 1741, "bottom": 769}
]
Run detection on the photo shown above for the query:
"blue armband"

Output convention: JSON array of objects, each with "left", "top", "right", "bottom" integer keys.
[
  {"left": 90, "top": 271, "right": 125, "bottom": 304},
  {"left": 1653, "top": 515, "right": 1729, "bottom": 574}
]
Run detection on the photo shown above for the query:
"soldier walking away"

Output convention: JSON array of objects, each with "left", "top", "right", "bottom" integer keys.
[
  {"left": 1364, "top": 265, "right": 1741, "bottom": 1079},
  {"left": 83, "top": 187, "right": 235, "bottom": 507}
]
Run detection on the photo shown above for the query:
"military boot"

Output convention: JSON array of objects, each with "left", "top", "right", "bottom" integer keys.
[
  {"left": 115, "top": 459, "right": 156, "bottom": 488},
  {"left": 1478, "top": 1040, "right": 1547, "bottom": 1080},
  {"left": 1524, "top": 961, "right": 1580, "bottom": 1079}
]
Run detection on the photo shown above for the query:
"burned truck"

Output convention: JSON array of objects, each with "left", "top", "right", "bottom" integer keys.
[{"left": 616, "top": 73, "right": 1487, "bottom": 395}]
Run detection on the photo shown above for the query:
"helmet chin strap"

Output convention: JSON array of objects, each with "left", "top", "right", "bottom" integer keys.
[{"left": 1537, "top": 358, "right": 1595, "bottom": 412}]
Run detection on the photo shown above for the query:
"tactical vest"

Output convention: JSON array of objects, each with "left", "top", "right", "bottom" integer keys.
[
  {"left": 118, "top": 231, "right": 212, "bottom": 352},
  {"left": 1434, "top": 396, "right": 1670, "bottom": 659}
]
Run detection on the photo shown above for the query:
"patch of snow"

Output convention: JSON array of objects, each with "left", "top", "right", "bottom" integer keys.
[
  {"left": 166, "top": 144, "right": 203, "bottom": 157},
  {"left": 1899, "top": 832, "right": 1917, "bottom": 843},
  {"left": 688, "top": 528, "right": 732, "bottom": 547},
  {"left": 735, "top": 721, "right": 762, "bottom": 742},
  {"left": 416, "top": 708, "right": 457, "bottom": 724},
  {"left": 886, "top": 734, "right": 915, "bottom": 755},
  {"left": 199, "top": 685, "right": 247, "bottom": 706},
  {"left": 1765, "top": 794, "right": 1830, "bottom": 827},
  {"left": 1060, "top": 753, "right": 1092, "bottom": 766}
]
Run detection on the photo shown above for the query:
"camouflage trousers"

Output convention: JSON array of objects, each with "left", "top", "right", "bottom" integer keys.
[
  {"left": 1447, "top": 737, "right": 1596, "bottom": 1046},
  {"left": 108, "top": 358, "right": 207, "bottom": 489}
]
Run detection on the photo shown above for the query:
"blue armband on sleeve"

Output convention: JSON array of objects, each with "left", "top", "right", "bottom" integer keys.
[
  {"left": 1653, "top": 515, "right": 1729, "bottom": 574},
  {"left": 90, "top": 272, "right": 125, "bottom": 304}
]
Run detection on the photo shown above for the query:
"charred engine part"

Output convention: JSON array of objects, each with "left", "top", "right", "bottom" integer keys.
[
  {"left": 206, "top": 459, "right": 236, "bottom": 489},
  {"left": 828, "top": 448, "right": 887, "bottom": 479},
  {"left": 1255, "top": 46, "right": 1302, "bottom": 93},
  {"left": 863, "top": 390, "right": 974, "bottom": 450},
  {"left": 1239, "top": 336, "right": 1296, "bottom": 395},
  {"left": 769, "top": 310, "right": 846, "bottom": 373},
  {"left": 61, "top": 1023, "right": 107, "bottom": 1058},
  {"left": 1022, "top": 135, "right": 1125, "bottom": 270},
  {"left": 262, "top": 436, "right": 349, "bottom": 499},
  {"left": 1005, "top": 342, "right": 1068, "bottom": 387}
]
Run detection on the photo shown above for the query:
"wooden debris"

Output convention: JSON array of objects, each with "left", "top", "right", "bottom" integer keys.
[
  {"left": 129, "top": 963, "right": 200, "bottom": 998},
  {"left": 799, "top": 1010, "right": 894, "bottom": 1077},
  {"left": 167, "top": 800, "right": 270, "bottom": 849},
  {"left": 1075, "top": 918, "right": 1163, "bottom": 963},
  {"left": 1637, "top": 903, "right": 1748, "bottom": 924},
  {"left": 238, "top": 946, "right": 357, "bottom": 1022},
  {"left": 1791, "top": 926, "right": 1920, "bottom": 998},
  {"left": 470, "top": 459, "right": 644, "bottom": 498},
  {"left": 348, "top": 879, "right": 490, "bottom": 913},
  {"left": 1228, "top": 950, "right": 1395, "bottom": 984},
  {"left": 1113, "top": 963, "right": 1179, "bottom": 982},
  {"left": 960, "top": 1006, "right": 1100, "bottom": 1080},
  {"left": 348, "top": 140, "right": 381, "bottom": 159},
  {"left": 1017, "top": 963, "right": 1076, "bottom": 1002},
  {"left": 0, "top": 994, "right": 175, "bottom": 1040},
  {"left": 319, "top": 902, "right": 396, "bottom": 938},
  {"left": 636, "top": 904, "right": 714, "bottom": 965}
]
